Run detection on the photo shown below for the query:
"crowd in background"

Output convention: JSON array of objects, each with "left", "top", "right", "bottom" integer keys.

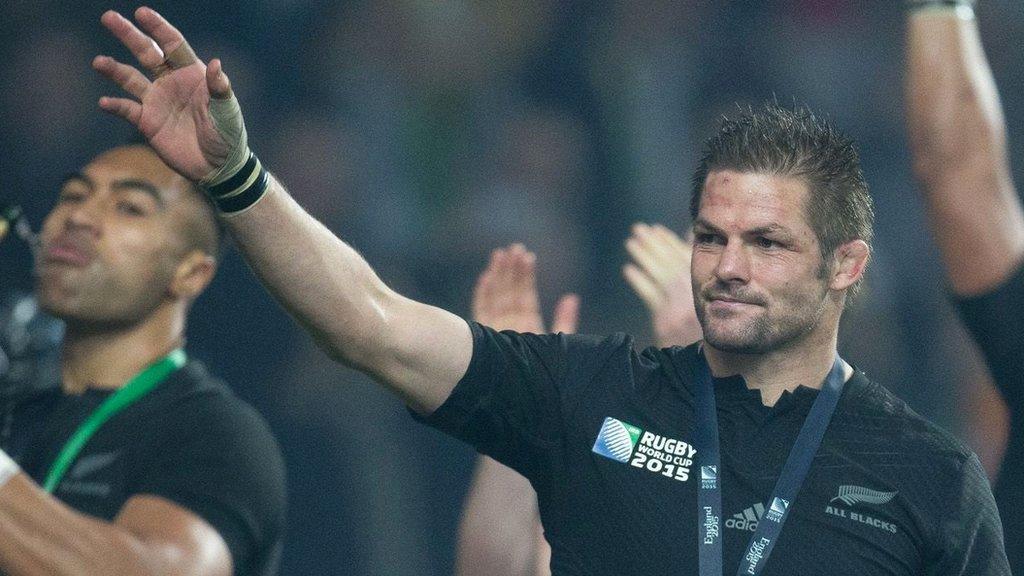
[{"left": 2, "top": 1, "right": 1024, "bottom": 573}]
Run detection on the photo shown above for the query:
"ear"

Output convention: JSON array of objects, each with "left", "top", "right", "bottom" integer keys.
[
  {"left": 829, "top": 239, "right": 869, "bottom": 292},
  {"left": 170, "top": 250, "right": 216, "bottom": 300}
]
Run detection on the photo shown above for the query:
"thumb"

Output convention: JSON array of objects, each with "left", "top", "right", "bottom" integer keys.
[
  {"left": 206, "top": 58, "right": 233, "bottom": 100},
  {"left": 551, "top": 294, "right": 580, "bottom": 334}
]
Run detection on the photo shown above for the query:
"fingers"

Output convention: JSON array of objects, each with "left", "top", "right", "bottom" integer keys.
[
  {"left": 471, "top": 244, "right": 543, "bottom": 333},
  {"left": 93, "top": 55, "right": 151, "bottom": 99},
  {"left": 507, "top": 243, "right": 538, "bottom": 311},
  {"left": 97, "top": 96, "right": 143, "bottom": 126},
  {"left": 551, "top": 294, "right": 580, "bottom": 334},
  {"left": 626, "top": 223, "right": 691, "bottom": 288},
  {"left": 101, "top": 10, "right": 165, "bottom": 72},
  {"left": 134, "top": 7, "right": 191, "bottom": 61},
  {"left": 472, "top": 249, "right": 503, "bottom": 322},
  {"left": 207, "top": 59, "right": 234, "bottom": 99},
  {"left": 623, "top": 263, "right": 663, "bottom": 311}
]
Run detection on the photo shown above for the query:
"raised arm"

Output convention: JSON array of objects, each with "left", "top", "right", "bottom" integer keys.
[
  {"left": 905, "top": 0, "right": 1024, "bottom": 296},
  {"left": 93, "top": 7, "right": 470, "bottom": 413},
  {"left": 457, "top": 244, "right": 577, "bottom": 576},
  {"left": 623, "top": 223, "right": 702, "bottom": 347}
]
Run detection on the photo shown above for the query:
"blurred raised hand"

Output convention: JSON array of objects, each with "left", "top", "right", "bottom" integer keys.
[
  {"left": 93, "top": 7, "right": 245, "bottom": 183},
  {"left": 472, "top": 243, "right": 579, "bottom": 334},
  {"left": 623, "top": 223, "right": 702, "bottom": 347},
  {"left": 459, "top": 243, "right": 574, "bottom": 576}
]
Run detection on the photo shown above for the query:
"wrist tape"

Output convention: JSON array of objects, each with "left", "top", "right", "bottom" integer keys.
[
  {"left": 203, "top": 149, "right": 270, "bottom": 215},
  {"left": 200, "top": 91, "right": 269, "bottom": 215}
]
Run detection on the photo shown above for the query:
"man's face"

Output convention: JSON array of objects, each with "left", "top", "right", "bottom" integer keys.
[
  {"left": 691, "top": 170, "right": 833, "bottom": 354},
  {"left": 35, "top": 146, "right": 197, "bottom": 327}
]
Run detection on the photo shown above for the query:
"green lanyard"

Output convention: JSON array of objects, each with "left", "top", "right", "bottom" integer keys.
[{"left": 42, "top": 349, "right": 187, "bottom": 493}]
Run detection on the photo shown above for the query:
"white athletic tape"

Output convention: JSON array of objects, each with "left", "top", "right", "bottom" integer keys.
[{"left": 201, "top": 92, "right": 251, "bottom": 188}]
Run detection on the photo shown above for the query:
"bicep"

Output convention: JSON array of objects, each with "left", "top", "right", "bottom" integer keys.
[{"left": 115, "top": 495, "right": 232, "bottom": 576}]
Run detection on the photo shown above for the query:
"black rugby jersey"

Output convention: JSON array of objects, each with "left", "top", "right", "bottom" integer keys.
[
  {"left": 957, "top": 263, "right": 1024, "bottom": 573},
  {"left": 417, "top": 322, "right": 1009, "bottom": 575},
  {"left": 0, "top": 359, "right": 286, "bottom": 576}
]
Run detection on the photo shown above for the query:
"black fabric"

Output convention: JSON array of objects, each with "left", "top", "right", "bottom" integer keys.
[
  {"left": 956, "top": 264, "right": 1024, "bottom": 573},
  {"left": 416, "top": 322, "right": 1009, "bottom": 575},
  {"left": 0, "top": 359, "right": 286, "bottom": 576}
]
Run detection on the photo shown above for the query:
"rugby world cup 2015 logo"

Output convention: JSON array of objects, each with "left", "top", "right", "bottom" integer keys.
[{"left": 592, "top": 417, "right": 642, "bottom": 463}]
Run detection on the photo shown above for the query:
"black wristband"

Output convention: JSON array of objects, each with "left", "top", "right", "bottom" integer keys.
[{"left": 203, "top": 150, "right": 270, "bottom": 214}]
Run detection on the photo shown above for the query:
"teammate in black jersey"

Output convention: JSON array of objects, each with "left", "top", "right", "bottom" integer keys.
[
  {"left": 0, "top": 145, "right": 285, "bottom": 575},
  {"left": 906, "top": 0, "right": 1024, "bottom": 572},
  {"left": 91, "top": 7, "right": 1009, "bottom": 574}
]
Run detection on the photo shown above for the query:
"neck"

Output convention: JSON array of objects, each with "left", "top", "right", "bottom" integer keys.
[
  {"left": 703, "top": 328, "right": 850, "bottom": 407},
  {"left": 61, "top": 305, "right": 185, "bottom": 394}
]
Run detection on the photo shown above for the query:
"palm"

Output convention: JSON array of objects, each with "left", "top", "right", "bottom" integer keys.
[
  {"left": 138, "top": 66, "right": 221, "bottom": 181},
  {"left": 94, "top": 8, "right": 236, "bottom": 183}
]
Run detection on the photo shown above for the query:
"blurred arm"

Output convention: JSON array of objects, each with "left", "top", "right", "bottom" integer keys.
[
  {"left": 456, "top": 245, "right": 575, "bottom": 576},
  {"left": 906, "top": 5, "right": 1024, "bottom": 296},
  {"left": 0, "top": 472, "right": 230, "bottom": 575},
  {"left": 457, "top": 457, "right": 547, "bottom": 576}
]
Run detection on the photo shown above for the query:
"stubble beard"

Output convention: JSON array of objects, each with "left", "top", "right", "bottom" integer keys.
[{"left": 695, "top": 283, "right": 830, "bottom": 355}]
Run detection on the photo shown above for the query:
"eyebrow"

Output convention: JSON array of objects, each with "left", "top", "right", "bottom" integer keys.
[
  {"left": 61, "top": 173, "right": 166, "bottom": 209},
  {"left": 693, "top": 218, "right": 795, "bottom": 239},
  {"left": 112, "top": 179, "right": 166, "bottom": 208}
]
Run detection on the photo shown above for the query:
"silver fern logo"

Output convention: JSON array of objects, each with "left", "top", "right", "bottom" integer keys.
[{"left": 830, "top": 485, "right": 898, "bottom": 507}]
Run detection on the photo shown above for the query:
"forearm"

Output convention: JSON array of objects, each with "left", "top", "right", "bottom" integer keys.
[
  {"left": 0, "top": 475, "right": 157, "bottom": 576},
  {"left": 456, "top": 457, "right": 545, "bottom": 576},
  {"left": 221, "top": 175, "right": 471, "bottom": 411},
  {"left": 906, "top": 5, "right": 1024, "bottom": 294}
]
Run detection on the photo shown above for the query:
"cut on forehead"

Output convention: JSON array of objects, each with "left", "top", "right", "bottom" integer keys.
[{"left": 697, "top": 170, "right": 815, "bottom": 235}]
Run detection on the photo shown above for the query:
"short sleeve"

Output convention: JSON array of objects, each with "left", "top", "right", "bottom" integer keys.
[
  {"left": 414, "top": 321, "right": 631, "bottom": 480},
  {"left": 928, "top": 454, "right": 1011, "bottom": 576},
  {"left": 955, "top": 264, "right": 1024, "bottom": 412},
  {"left": 131, "top": 397, "right": 286, "bottom": 576}
]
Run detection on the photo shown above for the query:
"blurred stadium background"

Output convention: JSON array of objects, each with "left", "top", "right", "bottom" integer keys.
[{"left": 2, "top": 1, "right": 1023, "bottom": 573}]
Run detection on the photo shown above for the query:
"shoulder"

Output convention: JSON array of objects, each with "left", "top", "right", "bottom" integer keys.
[
  {"left": 135, "top": 359, "right": 282, "bottom": 462},
  {"left": 835, "top": 373, "right": 975, "bottom": 468}
]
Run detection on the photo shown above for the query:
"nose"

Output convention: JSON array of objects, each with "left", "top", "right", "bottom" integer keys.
[
  {"left": 713, "top": 239, "right": 750, "bottom": 284},
  {"left": 64, "top": 197, "right": 102, "bottom": 233}
]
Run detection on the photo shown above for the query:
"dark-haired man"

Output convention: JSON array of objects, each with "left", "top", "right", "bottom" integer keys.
[
  {"left": 906, "top": 0, "right": 1024, "bottom": 572},
  {"left": 0, "top": 145, "right": 286, "bottom": 575},
  {"left": 94, "top": 7, "right": 1007, "bottom": 574}
]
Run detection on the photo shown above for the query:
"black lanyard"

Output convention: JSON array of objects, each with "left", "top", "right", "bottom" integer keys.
[{"left": 694, "top": 350, "right": 846, "bottom": 576}]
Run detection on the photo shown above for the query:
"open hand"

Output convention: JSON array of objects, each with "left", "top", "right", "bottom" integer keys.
[
  {"left": 472, "top": 244, "right": 579, "bottom": 334},
  {"left": 93, "top": 7, "right": 240, "bottom": 183},
  {"left": 623, "top": 223, "right": 702, "bottom": 347}
]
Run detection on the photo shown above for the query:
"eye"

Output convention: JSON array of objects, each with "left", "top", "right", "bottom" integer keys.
[
  {"left": 694, "top": 232, "right": 723, "bottom": 246},
  {"left": 756, "top": 236, "right": 779, "bottom": 250},
  {"left": 116, "top": 200, "right": 147, "bottom": 217},
  {"left": 58, "top": 188, "right": 86, "bottom": 204}
]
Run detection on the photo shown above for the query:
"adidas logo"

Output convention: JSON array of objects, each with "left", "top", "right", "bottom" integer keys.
[{"left": 725, "top": 502, "right": 765, "bottom": 532}]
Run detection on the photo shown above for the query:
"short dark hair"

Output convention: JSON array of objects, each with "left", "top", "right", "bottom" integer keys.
[{"left": 690, "top": 104, "right": 874, "bottom": 298}]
